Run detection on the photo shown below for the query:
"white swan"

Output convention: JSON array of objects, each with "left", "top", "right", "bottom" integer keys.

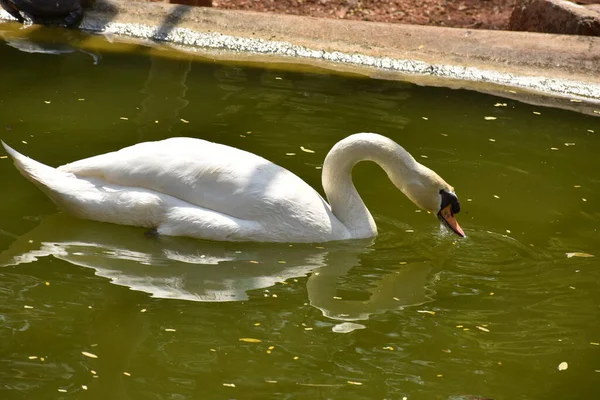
[{"left": 2, "top": 133, "right": 464, "bottom": 242}]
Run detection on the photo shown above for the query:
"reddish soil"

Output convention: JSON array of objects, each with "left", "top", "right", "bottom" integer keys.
[{"left": 213, "top": 0, "right": 517, "bottom": 30}]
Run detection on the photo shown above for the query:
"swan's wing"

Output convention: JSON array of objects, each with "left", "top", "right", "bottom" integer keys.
[{"left": 57, "top": 138, "right": 328, "bottom": 222}]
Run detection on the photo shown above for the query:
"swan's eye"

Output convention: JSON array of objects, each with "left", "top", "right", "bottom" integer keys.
[{"left": 439, "top": 189, "right": 460, "bottom": 215}]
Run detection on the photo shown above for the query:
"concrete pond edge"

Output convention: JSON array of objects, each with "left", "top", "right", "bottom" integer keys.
[{"left": 1, "top": 0, "right": 599, "bottom": 116}]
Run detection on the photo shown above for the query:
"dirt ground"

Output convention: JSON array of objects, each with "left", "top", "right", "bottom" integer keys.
[{"left": 213, "top": 0, "right": 517, "bottom": 30}]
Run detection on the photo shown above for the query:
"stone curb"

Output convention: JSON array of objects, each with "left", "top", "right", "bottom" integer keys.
[{"left": 1, "top": 0, "right": 599, "bottom": 114}]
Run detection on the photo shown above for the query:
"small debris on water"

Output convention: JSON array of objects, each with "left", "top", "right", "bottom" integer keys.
[
  {"left": 422, "top": 117, "right": 429, "bottom": 120},
  {"left": 239, "top": 338, "right": 262, "bottom": 343},
  {"left": 28, "top": 356, "right": 38, "bottom": 360},
  {"left": 493, "top": 195, "right": 500, "bottom": 199},
  {"left": 550, "top": 147, "right": 559, "bottom": 150},
  {"left": 476, "top": 326, "right": 490, "bottom": 333},
  {"left": 588, "top": 130, "right": 595, "bottom": 133},
  {"left": 383, "top": 346, "right": 394, "bottom": 351},
  {"left": 566, "top": 252, "right": 594, "bottom": 258},
  {"left": 119, "top": 117, "right": 128, "bottom": 120},
  {"left": 489, "top": 138, "right": 496, "bottom": 142},
  {"left": 164, "top": 328, "right": 176, "bottom": 332},
  {"left": 494, "top": 103, "right": 507, "bottom": 107},
  {"left": 417, "top": 310, "right": 436, "bottom": 315},
  {"left": 484, "top": 116, "right": 497, "bottom": 120},
  {"left": 123, "top": 372, "right": 131, "bottom": 376},
  {"left": 180, "top": 119, "right": 189, "bottom": 123},
  {"left": 58, "top": 389, "right": 67, "bottom": 393},
  {"left": 24, "top": 305, "right": 33, "bottom": 309},
  {"left": 44, "top": 101, "right": 51, "bottom": 104},
  {"left": 249, "top": 260, "right": 259, "bottom": 264},
  {"left": 81, "top": 351, "right": 98, "bottom": 359},
  {"left": 347, "top": 381, "right": 363, "bottom": 385},
  {"left": 300, "top": 146, "right": 315, "bottom": 153},
  {"left": 286, "top": 152, "right": 296, "bottom": 156},
  {"left": 558, "top": 362, "right": 568, "bottom": 371},
  {"left": 533, "top": 111, "right": 541, "bottom": 115},
  {"left": 82, "top": 385, "right": 88, "bottom": 390}
]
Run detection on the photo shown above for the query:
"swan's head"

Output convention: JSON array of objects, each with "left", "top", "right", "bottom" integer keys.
[{"left": 398, "top": 164, "right": 465, "bottom": 238}]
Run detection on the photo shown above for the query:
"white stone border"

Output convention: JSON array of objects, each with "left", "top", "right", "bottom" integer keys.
[{"left": 2, "top": 10, "right": 600, "bottom": 102}]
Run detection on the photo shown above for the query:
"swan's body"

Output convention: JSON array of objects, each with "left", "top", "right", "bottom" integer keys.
[{"left": 2, "top": 133, "right": 464, "bottom": 242}]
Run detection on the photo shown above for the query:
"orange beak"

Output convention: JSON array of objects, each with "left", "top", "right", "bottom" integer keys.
[{"left": 437, "top": 204, "right": 466, "bottom": 237}]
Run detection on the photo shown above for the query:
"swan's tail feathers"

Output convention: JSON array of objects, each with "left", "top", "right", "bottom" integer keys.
[{"left": 2, "top": 141, "right": 81, "bottom": 208}]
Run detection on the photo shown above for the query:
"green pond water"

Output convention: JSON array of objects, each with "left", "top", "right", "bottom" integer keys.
[{"left": 1, "top": 25, "right": 599, "bottom": 400}]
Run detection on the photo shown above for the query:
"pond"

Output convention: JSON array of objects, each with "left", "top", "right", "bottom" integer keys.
[{"left": 0, "top": 25, "right": 599, "bottom": 400}]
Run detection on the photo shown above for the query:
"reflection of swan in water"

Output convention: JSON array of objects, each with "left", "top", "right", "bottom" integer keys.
[{"left": 0, "top": 214, "right": 433, "bottom": 322}]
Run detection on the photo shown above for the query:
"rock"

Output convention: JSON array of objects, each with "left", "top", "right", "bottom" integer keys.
[{"left": 509, "top": 0, "right": 600, "bottom": 36}]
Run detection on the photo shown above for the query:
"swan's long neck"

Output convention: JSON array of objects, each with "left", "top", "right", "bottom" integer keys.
[{"left": 322, "top": 133, "right": 421, "bottom": 239}]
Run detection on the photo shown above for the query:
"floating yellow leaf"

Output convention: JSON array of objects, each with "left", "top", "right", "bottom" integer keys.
[
  {"left": 566, "top": 252, "right": 594, "bottom": 258},
  {"left": 239, "top": 338, "right": 262, "bottom": 343},
  {"left": 558, "top": 362, "right": 568, "bottom": 371}
]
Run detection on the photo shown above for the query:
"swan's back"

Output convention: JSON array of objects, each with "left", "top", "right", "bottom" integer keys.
[{"left": 58, "top": 138, "right": 344, "bottom": 240}]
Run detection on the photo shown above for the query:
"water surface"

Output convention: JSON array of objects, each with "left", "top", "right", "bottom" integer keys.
[{"left": 1, "top": 25, "right": 599, "bottom": 400}]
